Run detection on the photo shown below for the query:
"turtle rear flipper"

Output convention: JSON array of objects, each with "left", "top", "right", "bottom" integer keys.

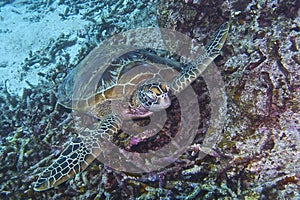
[{"left": 33, "top": 114, "right": 122, "bottom": 191}]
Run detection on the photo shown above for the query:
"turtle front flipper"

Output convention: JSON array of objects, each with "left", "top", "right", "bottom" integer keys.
[
  {"left": 33, "top": 114, "right": 122, "bottom": 191},
  {"left": 170, "top": 22, "right": 230, "bottom": 95}
]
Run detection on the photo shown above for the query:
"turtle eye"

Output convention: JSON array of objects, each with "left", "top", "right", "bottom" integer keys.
[
  {"left": 138, "top": 82, "right": 171, "bottom": 111},
  {"left": 145, "top": 90, "right": 157, "bottom": 102}
]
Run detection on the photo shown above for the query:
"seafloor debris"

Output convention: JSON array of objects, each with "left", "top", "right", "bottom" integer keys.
[
  {"left": 159, "top": 0, "right": 300, "bottom": 199},
  {"left": 0, "top": 0, "right": 299, "bottom": 199}
]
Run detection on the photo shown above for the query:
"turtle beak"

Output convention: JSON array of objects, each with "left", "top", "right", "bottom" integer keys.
[
  {"left": 162, "top": 94, "right": 171, "bottom": 107},
  {"left": 149, "top": 94, "right": 171, "bottom": 111}
]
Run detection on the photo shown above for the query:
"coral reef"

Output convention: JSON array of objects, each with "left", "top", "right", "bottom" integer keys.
[
  {"left": 158, "top": 0, "right": 300, "bottom": 198},
  {"left": 0, "top": 0, "right": 299, "bottom": 199}
]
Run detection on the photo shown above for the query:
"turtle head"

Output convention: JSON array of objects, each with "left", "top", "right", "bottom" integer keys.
[{"left": 137, "top": 82, "right": 171, "bottom": 112}]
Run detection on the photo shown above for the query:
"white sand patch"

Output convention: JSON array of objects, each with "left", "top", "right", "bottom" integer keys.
[{"left": 0, "top": 2, "right": 88, "bottom": 96}]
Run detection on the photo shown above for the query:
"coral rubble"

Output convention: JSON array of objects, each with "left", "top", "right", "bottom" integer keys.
[{"left": 0, "top": 0, "right": 299, "bottom": 199}]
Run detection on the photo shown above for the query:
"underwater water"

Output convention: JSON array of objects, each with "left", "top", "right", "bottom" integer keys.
[{"left": 0, "top": 0, "right": 299, "bottom": 199}]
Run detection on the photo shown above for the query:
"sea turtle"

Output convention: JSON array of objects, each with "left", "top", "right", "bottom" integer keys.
[{"left": 33, "top": 22, "right": 229, "bottom": 191}]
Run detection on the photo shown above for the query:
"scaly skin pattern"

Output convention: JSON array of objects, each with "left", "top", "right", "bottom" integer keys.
[
  {"left": 33, "top": 114, "right": 122, "bottom": 191},
  {"left": 33, "top": 22, "right": 229, "bottom": 191},
  {"left": 170, "top": 22, "right": 230, "bottom": 95}
]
